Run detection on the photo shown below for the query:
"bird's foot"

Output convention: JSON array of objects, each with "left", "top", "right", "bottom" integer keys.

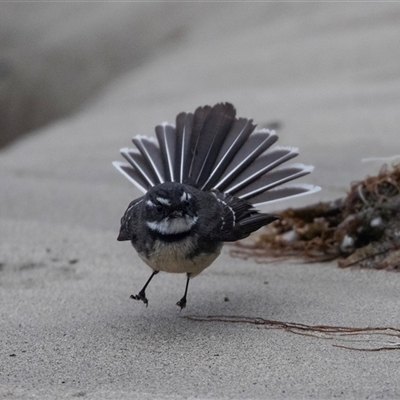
[
  {"left": 130, "top": 291, "right": 148, "bottom": 307},
  {"left": 176, "top": 297, "right": 187, "bottom": 311}
]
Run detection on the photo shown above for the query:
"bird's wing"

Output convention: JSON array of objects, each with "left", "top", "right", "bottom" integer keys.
[
  {"left": 117, "top": 197, "right": 144, "bottom": 241},
  {"left": 206, "top": 191, "right": 278, "bottom": 242}
]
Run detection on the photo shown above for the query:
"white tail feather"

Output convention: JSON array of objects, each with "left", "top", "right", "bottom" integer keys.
[
  {"left": 133, "top": 135, "right": 165, "bottom": 184},
  {"left": 225, "top": 147, "right": 300, "bottom": 194},
  {"left": 213, "top": 132, "right": 278, "bottom": 191},
  {"left": 252, "top": 184, "right": 321, "bottom": 206},
  {"left": 120, "top": 148, "right": 157, "bottom": 187},
  {"left": 112, "top": 161, "right": 148, "bottom": 193},
  {"left": 236, "top": 164, "right": 315, "bottom": 199}
]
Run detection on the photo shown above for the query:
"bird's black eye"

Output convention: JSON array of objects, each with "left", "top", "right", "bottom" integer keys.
[{"left": 155, "top": 204, "right": 163, "bottom": 214}]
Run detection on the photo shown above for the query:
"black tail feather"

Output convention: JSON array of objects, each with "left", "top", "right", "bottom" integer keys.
[
  {"left": 213, "top": 131, "right": 278, "bottom": 192},
  {"left": 187, "top": 105, "right": 212, "bottom": 184},
  {"left": 188, "top": 103, "right": 236, "bottom": 188},
  {"left": 224, "top": 147, "right": 299, "bottom": 195},
  {"left": 201, "top": 117, "right": 255, "bottom": 190},
  {"left": 175, "top": 112, "right": 194, "bottom": 184},
  {"left": 235, "top": 165, "right": 314, "bottom": 200}
]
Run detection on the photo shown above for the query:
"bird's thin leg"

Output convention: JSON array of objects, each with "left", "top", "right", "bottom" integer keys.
[
  {"left": 176, "top": 273, "right": 191, "bottom": 310},
  {"left": 130, "top": 270, "right": 159, "bottom": 307}
]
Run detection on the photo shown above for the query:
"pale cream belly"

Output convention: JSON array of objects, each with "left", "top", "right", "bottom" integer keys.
[{"left": 138, "top": 237, "right": 223, "bottom": 276}]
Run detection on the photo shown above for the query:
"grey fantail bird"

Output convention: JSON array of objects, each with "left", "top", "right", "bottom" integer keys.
[{"left": 113, "top": 103, "right": 319, "bottom": 309}]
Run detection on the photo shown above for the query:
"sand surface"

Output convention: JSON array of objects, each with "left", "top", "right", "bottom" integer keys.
[{"left": 1, "top": 4, "right": 400, "bottom": 399}]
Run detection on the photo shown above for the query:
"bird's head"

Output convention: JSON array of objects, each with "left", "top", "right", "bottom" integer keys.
[{"left": 144, "top": 183, "right": 198, "bottom": 235}]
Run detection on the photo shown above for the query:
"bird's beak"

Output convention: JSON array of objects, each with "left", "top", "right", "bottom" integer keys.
[{"left": 171, "top": 210, "right": 183, "bottom": 218}]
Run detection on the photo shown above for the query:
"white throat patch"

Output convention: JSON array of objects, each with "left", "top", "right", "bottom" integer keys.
[{"left": 147, "top": 215, "right": 198, "bottom": 235}]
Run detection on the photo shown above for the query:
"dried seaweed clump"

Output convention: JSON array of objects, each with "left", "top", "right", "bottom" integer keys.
[{"left": 232, "top": 164, "right": 400, "bottom": 270}]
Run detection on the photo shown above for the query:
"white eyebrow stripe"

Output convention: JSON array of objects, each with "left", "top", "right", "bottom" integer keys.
[
  {"left": 146, "top": 200, "right": 155, "bottom": 207},
  {"left": 180, "top": 192, "right": 191, "bottom": 202},
  {"left": 157, "top": 197, "right": 171, "bottom": 205}
]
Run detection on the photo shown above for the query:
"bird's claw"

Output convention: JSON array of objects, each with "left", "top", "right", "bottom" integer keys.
[
  {"left": 130, "top": 292, "right": 149, "bottom": 307},
  {"left": 176, "top": 298, "right": 187, "bottom": 311}
]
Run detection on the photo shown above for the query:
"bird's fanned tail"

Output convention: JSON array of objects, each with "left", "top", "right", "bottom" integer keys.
[{"left": 113, "top": 103, "right": 320, "bottom": 205}]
